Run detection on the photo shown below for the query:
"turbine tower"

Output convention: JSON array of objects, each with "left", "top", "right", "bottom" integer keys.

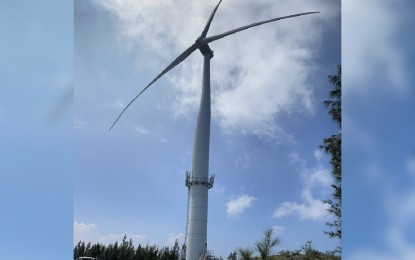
[{"left": 109, "top": 1, "right": 318, "bottom": 259}]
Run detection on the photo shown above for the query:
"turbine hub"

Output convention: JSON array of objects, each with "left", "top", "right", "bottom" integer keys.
[{"left": 196, "top": 37, "right": 213, "bottom": 58}]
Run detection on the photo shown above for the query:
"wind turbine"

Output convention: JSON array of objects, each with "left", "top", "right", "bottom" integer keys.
[{"left": 109, "top": 1, "right": 318, "bottom": 259}]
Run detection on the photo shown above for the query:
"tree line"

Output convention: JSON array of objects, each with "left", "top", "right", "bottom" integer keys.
[
  {"left": 74, "top": 228, "right": 340, "bottom": 260},
  {"left": 226, "top": 227, "right": 340, "bottom": 260},
  {"left": 74, "top": 235, "right": 182, "bottom": 260}
]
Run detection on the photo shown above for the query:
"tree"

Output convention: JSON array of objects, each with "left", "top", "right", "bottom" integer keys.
[
  {"left": 74, "top": 241, "right": 86, "bottom": 259},
  {"left": 254, "top": 227, "right": 281, "bottom": 260},
  {"left": 227, "top": 251, "right": 237, "bottom": 260},
  {"left": 236, "top": 247, "right": 254, "bottom": 260},
  {"left": 170, "top": 239, "right": 180, "bottom": 260},
  {"left": 321, "top": 65, "right": 341, "bottom": 244},
  {"left": 88, "top": 243, "right": 106, "bottom": 259},
  {"left": 301, "top": 241, "right": 322, "bottom": 260},
  {"left": 135, "top": 244, "right": 146, "bottom": 260},
  {"left": 120, "top": 235, "right": 135, "bottom": 260},
  {"left": 179, "top": 243, "right": 186, "bottom": 260}
]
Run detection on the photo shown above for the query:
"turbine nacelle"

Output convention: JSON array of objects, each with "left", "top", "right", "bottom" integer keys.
[{"left": 195, "top": 38, "right": 214, "bottom": 58}]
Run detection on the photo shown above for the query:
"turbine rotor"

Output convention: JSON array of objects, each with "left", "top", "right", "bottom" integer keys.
[{"left": 109, "top": 0, "right": 319, "bottom": 131}]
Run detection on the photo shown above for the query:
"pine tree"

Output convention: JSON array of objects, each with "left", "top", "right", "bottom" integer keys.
[
  {"left": 321, "top": 64, "right": 341, "bottom": 245},
  {"left": 227, "top": 251, "right": 237, "bottom": 260}
]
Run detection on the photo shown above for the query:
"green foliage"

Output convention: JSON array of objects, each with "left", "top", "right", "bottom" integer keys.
[
  {"left": 321, "top": 64, "right": 342, "bottom": 245},
  {"left": 236, "top": 247, "right": 254, "bottom": 260},
  {"left": 73, "top": 235, "right": 179, "bottom": 260},
  {"left": 232, "top": 227, "right": 340, "bottom": 259},
  {"left": 276, "top": 249, "right": 302, "bottom": 259},
  {"left": 74, "top": 241, "right": 86, "bottom": 259},
  {"left": 325, "top": 65, "right": 341, "bottom": 128},
  {"left": 227, "top": 251, "right": 237, "bottom": 260},
  {"left": 301, "top": 241, "right": 322, "bottom": 259},
  {"left": 255, "top": 228, "right": 281, "bottom": 260}
]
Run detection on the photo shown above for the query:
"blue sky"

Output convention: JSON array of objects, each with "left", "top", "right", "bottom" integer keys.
[
  {"left": 74, "top": 0, "right": 340, "bottom": 257},
  {"left": 0, "top": 0, "right": 73, "bottom": 259},
  {"left": 2, "top": 0, "right": 415, "bottom": 259},
  {"left": 343, "top": 0, "right": 415, "bottom": 259}
]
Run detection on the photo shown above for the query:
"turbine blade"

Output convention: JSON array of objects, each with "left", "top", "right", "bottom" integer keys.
[
  {"left": 109, "top": 43, "right": 198, "bottom": 131},
  {"left": 201, "top": 11, "right": 319, "bottom": 44},
  {"left": 200, "top": 0, "right": 223, "bottom": 38}
]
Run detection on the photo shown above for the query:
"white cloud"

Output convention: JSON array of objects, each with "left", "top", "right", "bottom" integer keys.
[
  {"left": 273, "top": 191, "right": 329, "bottom": 221},
  {"left": 95, "top": 0, "right": 340, "bottom": 139},
  {"left": 226, "top": 194, "right": 256, "bottom": 218},
  {"left": 343, "top": 0, "right": 409, "bottom": 96},
  {"left": 300, "top": 149, "right": 332, "bottom": 189},
  {"left": 74, "top": 222, "right": 147, "bottom": 246},
  {"left": 135, "top": 126, "right": 148, "bottom": 135},
  {"left": 134, "top": 125, "right": 168, "bottom": 143},
  {"left": 271, "top": 225, "right": 285, "bottom": 236},
  {"left": 167, "top": 232, "right": 185, "bottom": 247},
  {"left": 273, "top": 150, "right": 332, "bottom": 221},
  {"left": 313, "top": 149, "right": 323, "bottom": 160},
  {"left": 74, "top": 222, "right": 100, "bottom": 243},
  {"left": 303, "top": 164, "right": 332, "bottom": 189}
]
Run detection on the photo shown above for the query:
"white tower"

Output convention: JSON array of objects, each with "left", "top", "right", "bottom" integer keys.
[{"left": 184, "top": 47, "right": 215, "bottom": 260}]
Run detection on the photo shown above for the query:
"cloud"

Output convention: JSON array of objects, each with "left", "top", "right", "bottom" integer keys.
[
  {"left": 226, "top": 194, "right": 256, "bottom": 218},
  {"left": 298, "top": 150, "right": 332, "bottom": 189},
  {"left": 135, "top": 126, "right": 149, "bottom": 135},
  {"left": 273, "top": 191, "right": 329, "bottom": 221},
  {"left": 134, "top": 125, "right": 168, "bottom": 143},
  {"left": 74, "top": 222, "right": 147, "bottom": 246},
  {"left": 271, "top": 225, "right": 285, "bottom": 236},
  {"left": 303, "top": 164, "right": 332, "bottom": 189},
  {"left": 167, "top": 232, "right": 185, "bottom": 247},
  {"left": 95, "top": 0, "right": 340, "bottom": 139},
  {"left": 343, "top": 0, "right": 409, "bottom": 96},
  {"left": 273, "top": 150, "right": 332, "bottom": 221},
  {"left": 74, "top": 222, "right": 100, "bottom": 243}
]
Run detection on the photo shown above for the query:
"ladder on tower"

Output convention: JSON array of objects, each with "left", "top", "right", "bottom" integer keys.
[
  {"left": 185, "top": 185, "right": 190, "bottom": 247},
  {"left": 183, "top": 171, "right": 191, "bottom": 259}
]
